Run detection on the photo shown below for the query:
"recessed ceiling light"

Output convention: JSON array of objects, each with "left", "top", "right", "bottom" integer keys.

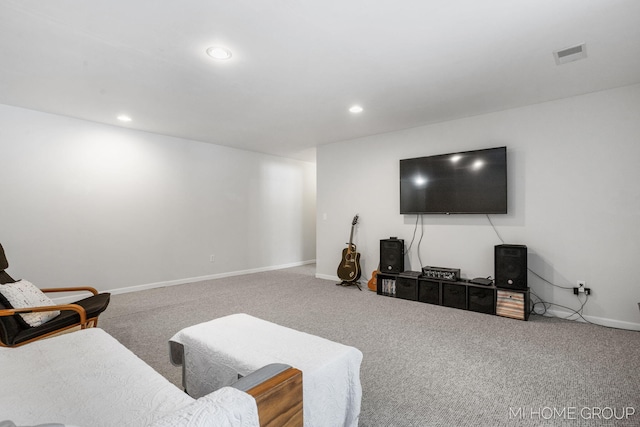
[
  {"left": 206, "top": 46, "right": 233, "bottom": 60},
  {"left": 349, "top": 105, "right": 364, "bottom": 113},
  {"left": 117, "top": 115, "right": 132, "bottom": 122}
]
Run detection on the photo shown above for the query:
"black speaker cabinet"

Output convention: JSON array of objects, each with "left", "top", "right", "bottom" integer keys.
[
  {"left": 495, "top": 244, "right": 528, "bottom": 290},
  {"left": 380, "top": 239, "right": 404, "bottom": 273},
  {"left": 442, "top": 282, "right": 467, "bottom": 310},
  {"left": 468, "top": 286, "right": 496, "bottom": 315},
  {"left": 418, "top": 279, "right": 440, "bottom": 305}
]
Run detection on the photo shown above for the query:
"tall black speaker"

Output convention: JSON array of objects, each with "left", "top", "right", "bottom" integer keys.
[
  {"left": 495, "top": 244, "right": 527, "bottom": 290},
  {"left": 380, "top": 238, "right": 404, "bottom": 273}
]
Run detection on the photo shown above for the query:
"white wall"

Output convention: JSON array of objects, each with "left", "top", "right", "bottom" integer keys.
[
  {"left": 0, "top": 104, "right": 316, "bottom": 293},
  {"left": 317, "top": 83, "right": 640, "bottom": 329}
]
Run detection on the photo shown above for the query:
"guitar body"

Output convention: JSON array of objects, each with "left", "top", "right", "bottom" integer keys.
[
  {"left": 337, "top": 244, "right": 361, "bottom": 282},
  {"left": 367, "top": 269, "right": 378, "bottom": 292},
  {"left": 336, "top": 215, "right": 361, "bottom": 283}
]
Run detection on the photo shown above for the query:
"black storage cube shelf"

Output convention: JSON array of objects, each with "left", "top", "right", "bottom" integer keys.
[{"left": 375, "top": 269, "right": 510, "bottom": 320}]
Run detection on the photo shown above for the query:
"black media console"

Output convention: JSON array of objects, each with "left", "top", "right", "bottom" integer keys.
[{"left": 377, "top": 270, "right": 529, "bottom": 319}]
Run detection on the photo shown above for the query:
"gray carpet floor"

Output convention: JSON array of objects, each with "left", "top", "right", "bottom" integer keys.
[{"left": 100, "top": 265, "right": 640, "bottom": 426}]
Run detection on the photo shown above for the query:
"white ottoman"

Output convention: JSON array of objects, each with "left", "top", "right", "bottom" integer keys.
[{"left": 169, "top": 313, "right": 363, "bottom": 427}]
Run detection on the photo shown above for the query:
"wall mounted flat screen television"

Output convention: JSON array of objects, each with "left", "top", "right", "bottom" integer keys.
[{"left": 400, "top": 146, "right": 507, "bottom": 214}]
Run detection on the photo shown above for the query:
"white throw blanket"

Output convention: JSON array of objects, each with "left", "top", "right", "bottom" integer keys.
[
  {"left": 170, "top": 313, "right": 363, "bottom": 427},
  {"left": 0, "top": 328, "right": 259, "bottom": 427},
  {"left": 150, "top": 387, "right": 259, "bottom": 427}
]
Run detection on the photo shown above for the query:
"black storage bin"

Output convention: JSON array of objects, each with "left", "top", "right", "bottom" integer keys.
[
  {"left": 442, "top": 282, "right": 467, "bottom": 309},
  {"left": 468, "top": 286, "right": 496, "bottom": 314},
  {"left": 418, "top": 279, "right": 440, "bottom": 305},
  {"left": 395, "top": 272, "right": 419, "bottom": 301}
]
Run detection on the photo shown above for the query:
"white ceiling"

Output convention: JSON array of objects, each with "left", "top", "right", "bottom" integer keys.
[{"left": 1, "top": 0, "right": 639, "bottom": 162}]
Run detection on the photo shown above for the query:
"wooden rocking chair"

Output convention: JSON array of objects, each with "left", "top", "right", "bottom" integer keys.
[{"left": 0, "top": 243, "right": 110, "bottom": 347}]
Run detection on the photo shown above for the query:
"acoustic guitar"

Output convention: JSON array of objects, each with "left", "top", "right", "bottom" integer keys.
[{"left": 336, "top": 215, "right": 361, "bottom": 282}]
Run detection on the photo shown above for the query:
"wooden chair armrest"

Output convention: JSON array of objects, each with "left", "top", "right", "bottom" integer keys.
[
  {"left": 245, "top": 367, "right": 303, "bottom": 427},
  {"left": 41, "top": 286, "right": 99, "bottom": 296},
  {"left": 0, "top": 303, "right": 87, "bottom": 324}
]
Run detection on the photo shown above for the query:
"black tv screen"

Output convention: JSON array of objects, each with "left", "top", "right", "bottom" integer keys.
[{"left": 400, "top": 146, "right": 507, "bottom": 214}]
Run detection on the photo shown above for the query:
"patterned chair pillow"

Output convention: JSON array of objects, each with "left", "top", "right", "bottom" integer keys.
[{"left": 0, "top": 280, "right": 60, "bottom": 327}]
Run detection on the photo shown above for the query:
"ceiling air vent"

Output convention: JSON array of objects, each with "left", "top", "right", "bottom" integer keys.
[{"left": 553, "top": 43, "right": 587, "bottom": 65}]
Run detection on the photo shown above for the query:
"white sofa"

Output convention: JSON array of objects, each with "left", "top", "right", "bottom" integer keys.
[{"left": 0, "top": 328, "right": 302, "bottom": 427}]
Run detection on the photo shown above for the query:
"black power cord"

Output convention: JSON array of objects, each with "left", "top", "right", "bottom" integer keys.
[
  {"left": 530, "top": 290, "right": 590, "bottom": 322},
  {"left": 405, "top": 214, "right": 424, "bottom": 268}
]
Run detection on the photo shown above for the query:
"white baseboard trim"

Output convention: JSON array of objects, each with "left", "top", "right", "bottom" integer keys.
[
  {"left": 52, "top": 259, "right": 316, "bottom": 304},
  {"left": 315, "top": 273, "right": 339, "bottom": 282},
  {"left": 540, "top": 308, "right": 640, "bottom": 331}
]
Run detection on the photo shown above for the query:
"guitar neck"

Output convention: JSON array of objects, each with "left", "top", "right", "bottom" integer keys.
[
  {"left": 345, "top": 214, "right": 359, "bottom": 255},
  {"left": 347, "top": 226, "right": 355, "bottom": 253}
]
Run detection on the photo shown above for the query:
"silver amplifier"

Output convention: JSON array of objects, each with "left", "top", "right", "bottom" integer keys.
[{"left": 421, "top": 266, "right": 460, "bottom": 282}]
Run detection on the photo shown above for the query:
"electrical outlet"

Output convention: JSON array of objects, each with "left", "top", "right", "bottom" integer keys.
[
  {"left": 573, "top": 281, "right": 591, "bottom": 295},
  {"left": 572, "top": 280, "right": 588, "bottom": 295},
  {"left": 210, "top": 254, "right": 215, "bottom": 263}
]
